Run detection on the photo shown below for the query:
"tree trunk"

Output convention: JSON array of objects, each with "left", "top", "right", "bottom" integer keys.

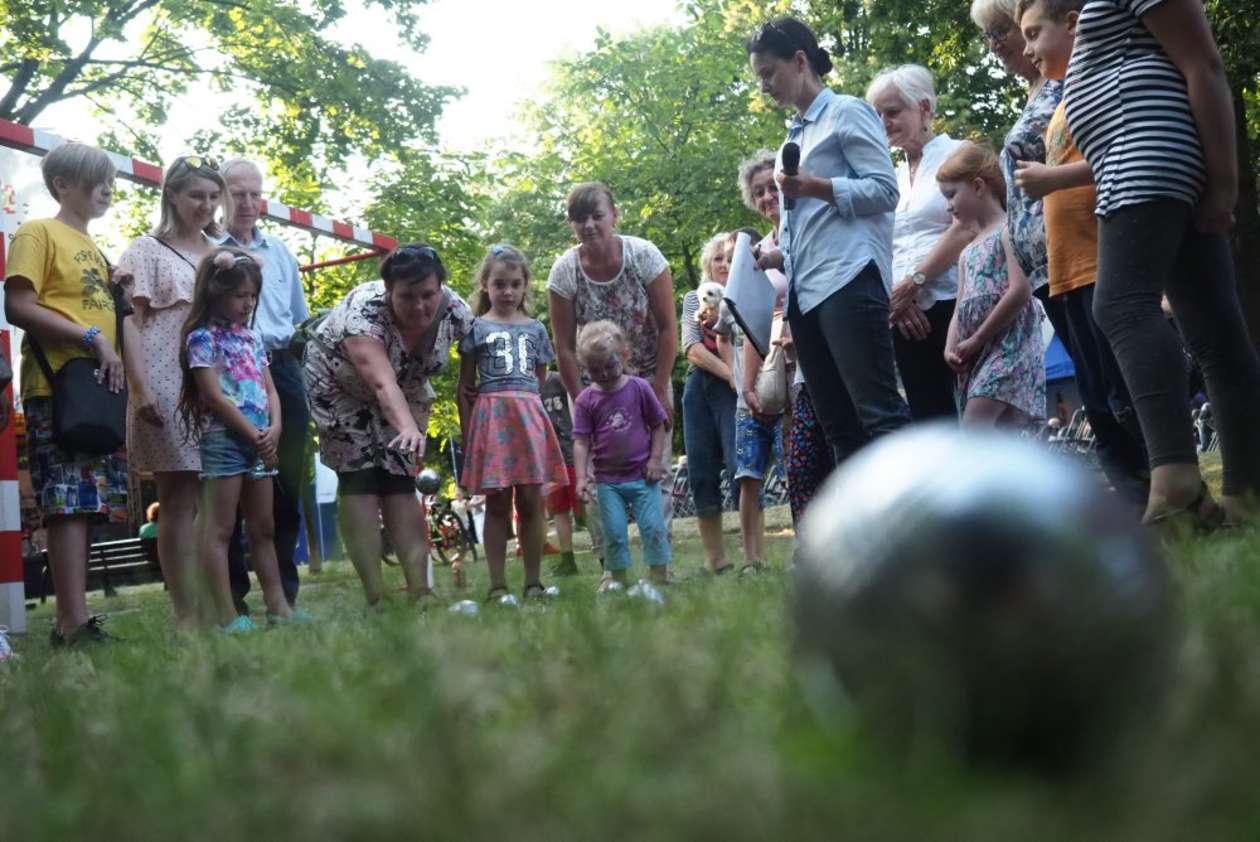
[
  {"left": 680, "top": 243, "right": 697, "bottom": 290},
  {"left": 1230, "top": 86, "right": 1260, "bottom": 347}
]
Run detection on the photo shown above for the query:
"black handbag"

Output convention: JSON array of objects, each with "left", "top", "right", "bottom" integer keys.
[{"left": 28, "top": 278, "right": 128, "bottom": 456}]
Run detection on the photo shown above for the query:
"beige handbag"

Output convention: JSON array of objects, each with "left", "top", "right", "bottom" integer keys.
[{"left": 753, "top": 315, "right": 788, "bottom": 416}]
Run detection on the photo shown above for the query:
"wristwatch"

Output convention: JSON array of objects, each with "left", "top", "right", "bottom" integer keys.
[{"left": 910, "top": 271, "right": 928, "bottom": 287}]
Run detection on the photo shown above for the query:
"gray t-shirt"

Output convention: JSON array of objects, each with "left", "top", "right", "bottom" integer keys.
[
  {"left": 541, "top": 372, "right": 574, "bottom": 464},
  {"left": 458, "top": 317, "right": 554, "bottom": 394}
]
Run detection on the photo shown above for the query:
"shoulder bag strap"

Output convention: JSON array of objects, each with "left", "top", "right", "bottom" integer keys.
[{"left": 149, "top": 235, "right": 199, "bottom": 270}]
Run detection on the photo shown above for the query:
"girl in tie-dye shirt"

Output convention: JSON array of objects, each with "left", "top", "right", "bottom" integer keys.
[{"left": 177, "top": 248, "right": 298, "bottom": 632}]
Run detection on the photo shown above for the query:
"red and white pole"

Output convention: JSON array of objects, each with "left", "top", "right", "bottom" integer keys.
[{"left": 0, "top": 219, "right": 26, "bottom": 633}]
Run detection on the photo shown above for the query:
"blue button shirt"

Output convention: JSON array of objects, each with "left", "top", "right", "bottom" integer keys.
[
  {"left": 779, "top": 89, "right": 899, "bottom": 315},
  {"left": 216, "top": 228, "right": 309, "bottom": 351}
]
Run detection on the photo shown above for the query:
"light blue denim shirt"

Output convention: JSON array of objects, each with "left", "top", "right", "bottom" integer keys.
[
  {"left": 779, "top": 88, "right": 899, "bottom": 315},
  {"left": 217, "top": 228, "right": 310, "bottom": 351}
]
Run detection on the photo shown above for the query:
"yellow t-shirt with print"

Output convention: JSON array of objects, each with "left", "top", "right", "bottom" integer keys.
[{"left": 4, "top": 218, "right": 118, "bottom": 400}]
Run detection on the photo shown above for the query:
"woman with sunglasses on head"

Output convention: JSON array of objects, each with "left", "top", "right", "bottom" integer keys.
[
  {"left": 304, "top": 244, "right": 474, "bottom": 608},
  {"left": 118, "top": 154, "right": 227, "bottom": 630},
  {"left": 746, "top": 18, "right": 909, "bottom": 468}
]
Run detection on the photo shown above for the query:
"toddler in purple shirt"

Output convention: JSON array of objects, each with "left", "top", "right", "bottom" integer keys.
[{"left": 572, "top": 321, "right": 670, "bottom": 590}]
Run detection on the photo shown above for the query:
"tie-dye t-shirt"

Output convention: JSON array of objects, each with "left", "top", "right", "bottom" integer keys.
[{"left": 186, "top": 321, "right": 271, "bottom": 432}]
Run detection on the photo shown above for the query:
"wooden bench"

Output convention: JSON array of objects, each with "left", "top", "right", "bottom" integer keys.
[{"left": 24, "top": 537, "right": 164, "bottom": 602}]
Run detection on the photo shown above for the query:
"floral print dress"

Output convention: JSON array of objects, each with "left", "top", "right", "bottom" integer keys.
[
  {"left": 304, "top": 280, "right": 473, "bottom": 476},
  {"left": 954, "top": 228, "right": 1045, "bottom": 423},
  {"left": 1001, "top": 80, "right": 1064, "bottom": 293}
]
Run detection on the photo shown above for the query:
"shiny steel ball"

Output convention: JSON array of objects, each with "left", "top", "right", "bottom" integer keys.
[
  {"left": 795, "top": 424, "right": 1174, "bottom": 772},
  {"left": 415, "top": 468, "right": 442, "bottom": 496}
]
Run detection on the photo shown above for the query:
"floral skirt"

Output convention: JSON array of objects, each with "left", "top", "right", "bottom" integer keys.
[{"left": 461, "top": 391, "right": 568, "bottom": 495}]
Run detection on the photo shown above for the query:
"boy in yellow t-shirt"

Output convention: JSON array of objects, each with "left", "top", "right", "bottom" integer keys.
[
  {"left": 1015, "top": 0, "right": 1149, "bottom": 507},
  {"left": 4, "top": 142, "right": 128, "bottom": 647}
]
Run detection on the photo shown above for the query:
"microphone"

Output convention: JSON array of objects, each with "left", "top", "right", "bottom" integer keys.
[{"left": 781, "top": 142, "right": 801, "bottom": 211}]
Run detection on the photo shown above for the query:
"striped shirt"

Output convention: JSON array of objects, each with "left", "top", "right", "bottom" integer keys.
[{"left": 1064, "top": 0, "right": 1205, "bottom": 217}]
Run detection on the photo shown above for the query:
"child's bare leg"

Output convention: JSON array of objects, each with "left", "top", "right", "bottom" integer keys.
[
  {"left": 554, "top": 509, "right": 574, "bottom": 553},
  {"left": 381, "top": 491, "right": 429, "bottom": 597},
  {"left": 962, "top": 397, "right": 1009, "bottom": 428},
  {"left": 241, "top": 477, "right": 290, "bottom": 619},
  {"left": 738, "top": 477, "right": 766, "bottom": 564},
  {"left": 483, "top": 489, "right": 512, "bottom": 591},
  {"left": 45, "top": 515, "right": 90, "bottom": 635},
  {"left": 199, "top": 476, "right": 246, "bottom": 625},
  {"left": 515, "top": 485, "right": 545, "bottom": 588},
  {"left": 337, "top": 492, "right": 386, "bottom": 605}
]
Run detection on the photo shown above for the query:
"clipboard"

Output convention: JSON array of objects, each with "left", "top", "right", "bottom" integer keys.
[{"left": 722, "top": 231, "right": 776, "bottom": 359}]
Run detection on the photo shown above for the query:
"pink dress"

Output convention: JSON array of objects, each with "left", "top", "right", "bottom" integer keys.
[{"left": 117, "top": 235, "right": 209, "bottom": 473}]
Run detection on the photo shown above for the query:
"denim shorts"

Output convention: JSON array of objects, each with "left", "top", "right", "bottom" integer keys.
[
  {"left": 734, "top": 409, "right": 782, "bottom": 482},
  {"left": 199, "top": 429, "right": 276, "bottom": 480}
]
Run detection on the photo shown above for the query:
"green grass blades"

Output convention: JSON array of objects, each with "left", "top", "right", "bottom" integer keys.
[{"left": 2, "top": 526, "right": 1260, "bottom": 840}]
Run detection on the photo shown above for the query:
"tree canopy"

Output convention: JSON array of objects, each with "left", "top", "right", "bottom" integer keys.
[{"left": 0, "top": 0, "right": 455, "bottom": 197}]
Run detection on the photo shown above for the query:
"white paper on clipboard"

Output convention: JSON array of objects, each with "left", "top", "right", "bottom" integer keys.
[{"left": 722, "top": 231, "right": 776, "bottom": 359}]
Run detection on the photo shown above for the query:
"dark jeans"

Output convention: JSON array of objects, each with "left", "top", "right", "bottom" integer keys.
[
  {"left": 1094, "top": 199, "right": 1260, "bottom": 497},
  {"left": 788, "top": 263, "right": 911, "bottom": 465},
  {"left": 681, "top": 368, "right": 737, "bottom": 517},
  {"left": 228, "top": 351, "right": 309, "bottom": 610},
  {"left": 893, "top": 298, "right": 958, "bottom": 421},
  {"left": 1045, "top": 284, "right": 1149, "bottom": 506}
]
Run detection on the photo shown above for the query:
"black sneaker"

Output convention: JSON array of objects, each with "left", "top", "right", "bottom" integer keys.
[{"left": 52, "top": 616, "right": 117, "bottom": 649}]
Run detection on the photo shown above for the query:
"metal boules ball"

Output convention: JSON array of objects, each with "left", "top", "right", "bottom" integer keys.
[
  {"left": 448, "top": 600, "right": 480, "bottom": 617},
  {"left": 794, "top": 424, "right": 1175, "bottom": 773},
  {"left": 415, "top": 468, "right": 442, "bottom": 496}
]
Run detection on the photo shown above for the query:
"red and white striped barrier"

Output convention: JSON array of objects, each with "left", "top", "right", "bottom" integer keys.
[
  {"left": 0, "top": 118, "right": 397, "bottom": 252},
  {"left": 0, "top": 224, "right": 25, "bottom": 633}
]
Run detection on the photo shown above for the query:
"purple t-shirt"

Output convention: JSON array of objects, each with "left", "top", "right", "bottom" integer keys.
[{"left": 572, "top": 376, "right": 667, "bottom": 484}]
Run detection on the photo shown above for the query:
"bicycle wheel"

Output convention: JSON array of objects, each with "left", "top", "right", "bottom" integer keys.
[{"left": 436, "top": 511, "right": 472, "bottom": 567}]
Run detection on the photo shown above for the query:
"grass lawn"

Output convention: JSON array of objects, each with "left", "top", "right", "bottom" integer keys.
[{"left": 3, "top": 496, "right": 1260, "bottom": 840}]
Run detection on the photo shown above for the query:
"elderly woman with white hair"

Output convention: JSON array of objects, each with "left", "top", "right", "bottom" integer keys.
[
  {"left": 866, "top": 64, "right": 973, "bottom": 421},
  {"left": 970, "top": 0, "right": 1062, "bottom": 303},
  {"left": 679, "top": 232, "right": 738, "bottom": 574}
]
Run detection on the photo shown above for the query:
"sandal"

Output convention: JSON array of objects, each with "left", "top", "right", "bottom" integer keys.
[
  {"left": 1144, "top": 482, "right": 1227, "bottom": 534},
  {"left": 703, "top": 563, "right": 734, "bottom": 576},
  {"left": 485, "top": 585, "right": 511, "bottom": 603},
  {"left": 523, "top": 582, "right": 551, "bottom": 601},
  {"left": 738, "top": 561, "right": 767, "bottom": 577}
]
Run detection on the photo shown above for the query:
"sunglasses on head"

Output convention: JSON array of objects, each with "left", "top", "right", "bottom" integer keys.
[
  {"left": 393, "top": 244, "right": 440, "bottom": 263},
  {"left": 173, "top": 155, "right": 220, "bottom": 175}
]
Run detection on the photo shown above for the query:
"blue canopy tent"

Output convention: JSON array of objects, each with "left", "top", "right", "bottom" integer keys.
[{"left": 1045, "top": 333, "right": 1075, "bottom": 382}]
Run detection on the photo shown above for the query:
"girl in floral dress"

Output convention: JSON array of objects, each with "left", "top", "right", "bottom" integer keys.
[
  {"left": 458, "top": 244, "right": 568, "bottom": 601},
  {"left": 938, "top": 142, "right": 1045, "bottom": 427}
]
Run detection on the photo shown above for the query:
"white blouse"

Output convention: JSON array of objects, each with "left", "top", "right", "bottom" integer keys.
[{"left": 892, "top": 133, "right": 963, "bottom": 309}]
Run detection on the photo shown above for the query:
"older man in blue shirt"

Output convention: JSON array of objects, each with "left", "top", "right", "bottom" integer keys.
[
  {"left": 220, "top": 158, "right": 311, "bottom": 610},
  {"left": 749, "top": 19, "right": 910, "bottom": 467}
]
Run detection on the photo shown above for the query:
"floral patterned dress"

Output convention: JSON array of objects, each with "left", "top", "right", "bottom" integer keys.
[
  {"left": 545, "top": 235, "right": 670, "bottom": 383},
  {"left": 1001, "top": 79, "right": 1064, "bottom": 293},
  {"left": 954, "top": 228, "right": 1045, "bottom": 423},
  {"left": 304, "top": 280, "right": 473, "bottom": 476}
]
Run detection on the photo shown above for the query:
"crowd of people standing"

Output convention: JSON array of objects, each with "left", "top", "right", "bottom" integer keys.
[{"left": 5, "top": 3, "right": 1259, "bottom": 644}]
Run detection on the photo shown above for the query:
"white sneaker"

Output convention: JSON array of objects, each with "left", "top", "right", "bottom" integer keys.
[{"left": 0, "top": 625, "right": 17, "bottom": 662}]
